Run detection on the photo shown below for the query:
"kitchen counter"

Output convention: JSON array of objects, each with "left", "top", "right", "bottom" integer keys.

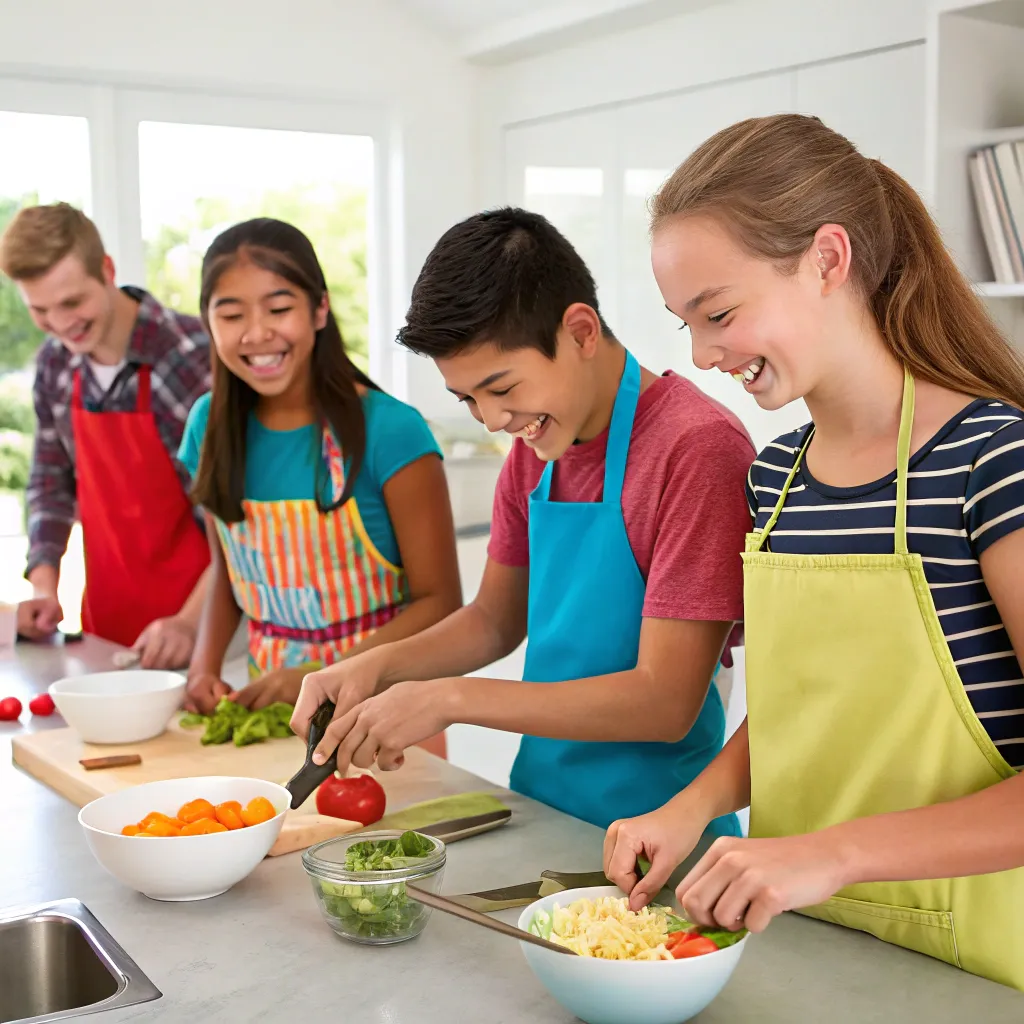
[{"left": 3, "top": 639, "right": 1022, "bottom": 1023}]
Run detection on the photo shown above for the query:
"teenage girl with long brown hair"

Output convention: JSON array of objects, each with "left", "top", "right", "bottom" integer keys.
[
  {"left": 604, "top": 114, "right": 1024, "bottom": 990},
  {"left": 178, "top": 219, "right": 460, "bottom": 758}
]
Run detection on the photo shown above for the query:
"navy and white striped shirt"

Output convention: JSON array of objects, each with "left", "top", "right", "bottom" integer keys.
[{"left": 747, "top": 400, "right": 1024, "bottom": 770}]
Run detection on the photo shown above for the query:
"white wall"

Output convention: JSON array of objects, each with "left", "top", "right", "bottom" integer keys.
[
  {"left": 0, "top": 0, "right": 477, "bottom": 415},
  {"left": 478, "top": 0, "right": 933, "bottom": 451}
]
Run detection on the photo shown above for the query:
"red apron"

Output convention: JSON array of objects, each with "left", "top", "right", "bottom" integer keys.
[{"left": 71, "top": 366, "right": 210, "bottom": 647}]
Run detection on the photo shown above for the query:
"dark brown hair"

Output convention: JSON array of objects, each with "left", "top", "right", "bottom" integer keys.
[
  {"left": 652, "top": 114, "right": 1024, "bottom": 409},
  {"left": 397, "top": 207, "right": 612, "bottom": 359},
  {"left": 0, "top": 202, "right": 106, "bottom": 282},
  {"left": 192, "top": 218, "right": 376, "bottom": 522}
]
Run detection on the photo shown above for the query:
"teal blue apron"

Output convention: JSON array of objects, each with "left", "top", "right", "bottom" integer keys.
[{"left": 508, "top": 351, "right": 741, "bottom": 834}]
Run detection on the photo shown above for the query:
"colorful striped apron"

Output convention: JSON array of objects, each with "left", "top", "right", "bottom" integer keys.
[{"left": 214, "top": 427, "right": 408, "bottom": 679}]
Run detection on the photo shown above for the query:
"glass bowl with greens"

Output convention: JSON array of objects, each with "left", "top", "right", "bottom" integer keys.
[{"left": 302, "top": 830, "right": 446, "bottom": 945}]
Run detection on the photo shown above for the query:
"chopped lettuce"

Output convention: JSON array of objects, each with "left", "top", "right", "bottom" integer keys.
[
  {"left": 184, "top": 698, "right": 294, "bottom": 747},
  {"left": 528, "top": 909, "right": 553, "bottom": 940},
  {"left": 315, "top": 832, "right": 436, "bottom": 940}
]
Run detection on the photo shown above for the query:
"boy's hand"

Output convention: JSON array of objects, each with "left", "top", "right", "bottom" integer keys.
[
  {"left": 233, "top": 667, "right": 305, "bottom": 710},
  {"left": 185, "top": 672, "right": 232, "bottom": 715},
  {"left": 604, "top": 798, "right": 709, "bottom": 910},
  {"left": 318, "top": 678, "right": 454, "bottom": 771},
  {"left": 17, "top": 596, "right": 63, "bottom": 640},
  {"left": 290, "top": 651, "right": 387, "bottom": 741}
]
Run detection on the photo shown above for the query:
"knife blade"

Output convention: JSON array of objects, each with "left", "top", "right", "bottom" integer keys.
[
  {"left": 447, "top": 867, "right": 641, "bottom": 913},
  {"left": 447, "top": 877, "right": 565, "bottom": 912},
  {"left": 416, "top": 808, "right": 511, "bottom": 842}
]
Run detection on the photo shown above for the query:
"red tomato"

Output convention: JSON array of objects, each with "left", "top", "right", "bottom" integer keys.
[
  {"left": 316, "top": 773, "right": 386, "bottom": 825},
  {"left": 29, "top": 694, "right": 56, "bottom": 717},
  {"left": 671, "top": 935, "right": 719, "bottom": 958},
  {"left": 0, "top": 697, "right": 23, "bottom": 722}
]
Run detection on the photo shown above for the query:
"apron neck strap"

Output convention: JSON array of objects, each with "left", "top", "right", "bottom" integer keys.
[
  {"left": 602, "top": 351, "right": 641, "bottom": 502},
  {"left": 751, "top": 429, "right": 811, "bottom": 552},
  {"left": 135, "top": 366, "right": 152, "bottom": 413},
  {"left": 321, "top": 423, "right": 347, "bottom": 506},
  {"left": 894, "top": 366, "right": 915, "bottom": 556},
  {"left": 752, "top": 366, "right": 916, "bottom": 555},
  {"left": 536, "top": 350, "right": 641, "bottom": 503}
]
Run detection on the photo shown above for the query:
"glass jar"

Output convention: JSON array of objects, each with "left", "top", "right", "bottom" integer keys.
[{"left": 302, "top": 830, "right": 446, "bottom": 945}]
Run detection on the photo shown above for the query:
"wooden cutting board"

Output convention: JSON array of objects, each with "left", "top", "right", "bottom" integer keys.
[{"left": 11, "top": 722, "right": 365, "bottom": 855}]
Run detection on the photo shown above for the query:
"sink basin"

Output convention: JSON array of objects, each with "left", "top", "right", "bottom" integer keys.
[{"left": 0, "top": 899, "right": 160, "bottom": 1023}]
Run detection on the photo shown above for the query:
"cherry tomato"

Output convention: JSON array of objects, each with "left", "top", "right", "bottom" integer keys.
[
  {"left": 29, "top": 694, "right": 56, "bottom": 717},
  {"left": 0, "top": 697, "right": 23, "bottom": 721},
  {"left": 671, "top": 935, "right": 719, "bottom": 958},
  {"left": 316, "top": 773, "right": 386, "bottom": 825}
]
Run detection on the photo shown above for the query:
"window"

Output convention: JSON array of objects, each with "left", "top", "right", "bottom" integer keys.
[
  {"left": 138, "top": 122, "right": 374, "bottom": 370},
  {"left": 0, "top": 110, "right": 92, "bottom": 620},
  {"left": 523, "top": 166, "right": 606, "bottom": 288}
]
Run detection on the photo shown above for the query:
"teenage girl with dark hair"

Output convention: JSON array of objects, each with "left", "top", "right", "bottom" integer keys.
[{"left": 179, "top": 218, "right": 460, "bottom": 758}]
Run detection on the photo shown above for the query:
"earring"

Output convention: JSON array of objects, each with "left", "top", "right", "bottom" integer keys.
[{"left": 817, "top": 250, "right": 828, "bottom": 275}]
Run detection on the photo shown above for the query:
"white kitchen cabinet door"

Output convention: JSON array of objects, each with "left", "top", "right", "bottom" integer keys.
[
  {"left": 504, "top": 110, "right": 619, "bottom": 326},
  {"left": 795, "top": 43, "right": 927, "bottom": 197},
  {"left": 614, "top": 72, "right": 812, "bottom": 452}
]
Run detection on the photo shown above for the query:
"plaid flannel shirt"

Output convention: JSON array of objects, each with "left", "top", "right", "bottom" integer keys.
[{"left": 26, "top": 287, "right": 211, "bottom": 576}]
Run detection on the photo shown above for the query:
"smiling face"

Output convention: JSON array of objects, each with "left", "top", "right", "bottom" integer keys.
[
  {"left": 18, "top": 253, "right": 118, "bottom": 358},
  {"left": 206, "top": 257, "right": 327, "bottom": 401},
  {"left": 435, "top": 313, "right": 603, "bottom": 462},
  {"left": 652, "top": 214, "right": 834, "bottom": 412}
]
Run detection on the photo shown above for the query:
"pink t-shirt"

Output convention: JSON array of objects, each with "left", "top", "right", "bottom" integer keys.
[{"left": 488, "top": 372, "right": 755, "bottom": 647}]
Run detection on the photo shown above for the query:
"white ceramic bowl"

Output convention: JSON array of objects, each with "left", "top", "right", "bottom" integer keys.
[
  {"left": 517, "top": 886, "right": 748, "bottom": 1024},
  {"left": 50, "top": 670, "right": 186, "bottom": 744},
  {"left": 79, "top": 777, "right": 289, "bottom": 901}
]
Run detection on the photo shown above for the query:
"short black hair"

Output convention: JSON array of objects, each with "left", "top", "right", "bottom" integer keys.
[{"left": 397, "top": 207, "right": 612, "bottom": 359}]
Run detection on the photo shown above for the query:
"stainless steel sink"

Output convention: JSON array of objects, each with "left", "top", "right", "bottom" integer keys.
[{"left": 0, "top": 899, "right": 160, "bottom": 1024}]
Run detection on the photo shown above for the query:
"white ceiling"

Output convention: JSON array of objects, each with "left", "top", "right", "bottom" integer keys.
[
  {"left": 394, "top": 0, "right": 738, "bottom": 62},
  {"left": 397, "top": 0, "right": 553, "bottom": 35}
]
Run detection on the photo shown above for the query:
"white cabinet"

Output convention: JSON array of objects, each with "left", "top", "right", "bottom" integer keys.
[
  {"left": 614, "top": 73, "right": 808, "bottom": 450},
  {"left": 795, "top": 44, "right": 927, "bottom": 197}
]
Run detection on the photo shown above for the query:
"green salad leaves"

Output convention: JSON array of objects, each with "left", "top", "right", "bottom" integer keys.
[
  {"left": 316, "top": 831, "right": 437, "bottom": 941},
  {"left": 180, "top": 698, "right": 294, "bottom": 747}
]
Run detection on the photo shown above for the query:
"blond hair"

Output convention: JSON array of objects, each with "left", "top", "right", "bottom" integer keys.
[
  {"left": 0, "top": 202, "right": 106, "bottom": 282},
  {"left": 652, "top": 114, "right": 1024, "bottom": 410}
]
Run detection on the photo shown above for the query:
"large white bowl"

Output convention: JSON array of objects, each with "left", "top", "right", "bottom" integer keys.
[
  {"left": 50, "top": 670, "right": 186, "bottom": 744},
  {"left": 79, "top": 776, "right": 289, "bottom": 901},
  {"left": 517, "top": 886, "right": 748, "bottom": 1024}
]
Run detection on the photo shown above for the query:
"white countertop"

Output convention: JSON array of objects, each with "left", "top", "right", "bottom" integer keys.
[{"left": 2, "top": 637, "right": 1022, "bottom": 1022}]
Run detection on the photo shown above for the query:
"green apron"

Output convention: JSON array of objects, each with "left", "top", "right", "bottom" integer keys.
[{"left": 743, "top": 369, "right": 1024, "bottom": 990}]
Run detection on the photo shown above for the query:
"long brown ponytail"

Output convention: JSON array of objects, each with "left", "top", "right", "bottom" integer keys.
[{"left": 651, "top": 114, "right": 1024, "bottom": 409}]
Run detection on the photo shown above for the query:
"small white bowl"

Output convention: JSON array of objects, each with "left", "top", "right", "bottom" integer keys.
[
  {"left": 517, "top": 886, "right": 748, "bottom": 1024},
  {"left": 79, "top": 776, "right": 289, "bottom": 901},
  {"left": 50, "top": 670, "right": 186, "bottom": 744}
]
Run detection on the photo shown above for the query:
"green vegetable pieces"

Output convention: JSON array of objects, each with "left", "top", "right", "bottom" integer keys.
[
  {"left": 183, "top": 698, "right": 295, "bottom": 747},
  {"left": 343, "top": 830, "right": 434, "bottom": 871},
  {"left": 660, "top": 909, "right": 748, "bottom": 949},
  {"left": 315, "top": 831, "right": 437, "bottom": 941}
]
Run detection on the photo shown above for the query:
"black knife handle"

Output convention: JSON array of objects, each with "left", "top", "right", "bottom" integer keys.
[{"left": 285, "top": 700, "right": 338, "bottom": 809}]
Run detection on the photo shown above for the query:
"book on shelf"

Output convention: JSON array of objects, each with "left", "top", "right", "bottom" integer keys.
[{"left": 969, "top": 139, "right": 1024, "bottom": 284}]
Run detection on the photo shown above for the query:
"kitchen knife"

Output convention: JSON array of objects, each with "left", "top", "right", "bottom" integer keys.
[
  {"left": 284, "top": 700, "right": 338, "bottom": 809},
  {"left": 448, "top": 865, "right": 644, "bottom": 912},
  {"left": 416, "top": 808, "right": 511, "bottom": 842}
]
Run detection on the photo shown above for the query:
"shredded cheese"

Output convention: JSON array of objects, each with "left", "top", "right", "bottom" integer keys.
[{"left": 548, "top": 896, "right": 674, "bottom": 960}]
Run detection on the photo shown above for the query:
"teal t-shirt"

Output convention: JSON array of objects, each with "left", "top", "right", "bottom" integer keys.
[{"left": 179, "top": 389, "right": 441, "bottom": 566}]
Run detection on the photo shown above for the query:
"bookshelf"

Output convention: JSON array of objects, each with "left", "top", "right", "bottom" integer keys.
[{"left": 927, "top": 0, "right": 1024, "bottom": 343}]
